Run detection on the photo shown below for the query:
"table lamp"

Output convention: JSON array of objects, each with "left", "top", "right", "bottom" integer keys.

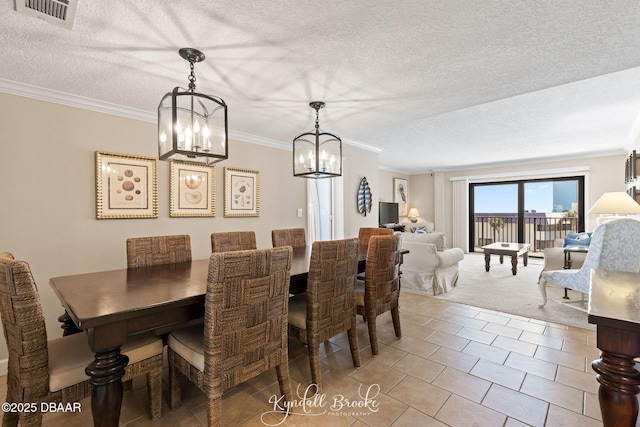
[
  {"left": 408, "top": 208, "right": 420, "bottom": 223},
  {"left": 588, "top": 192, "right": 640, "bottom": 225}
]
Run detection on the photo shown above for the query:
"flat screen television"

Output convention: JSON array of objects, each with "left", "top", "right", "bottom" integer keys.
[{"left": 379, "top": 202, "right": 399, "bottom": 225}]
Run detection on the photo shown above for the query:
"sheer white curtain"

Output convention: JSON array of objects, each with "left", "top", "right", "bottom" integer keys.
[
  {"left": 307, "top": 180, "right": 321, "bottom": 243},
  {"left": 307, "top": 174, "right": 344, "bottom": 243},
  {"left": 452, "top": 179, "right": 469, "bottom": 253}
]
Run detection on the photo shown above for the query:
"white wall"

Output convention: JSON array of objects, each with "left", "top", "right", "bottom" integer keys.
[
  {"left": 408, "top": 173, "right": 435, "bottom": 226},
  {"left": 343, "top": 144, "right": 380, "bottom": 234},
  {"left": 0, "top": 92, "right": 378, "bottom": 364}
]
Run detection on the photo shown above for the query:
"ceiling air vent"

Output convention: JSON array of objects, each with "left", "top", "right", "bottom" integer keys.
[{"left": 14, "top": 0, "right": 78, "bottom": 30}]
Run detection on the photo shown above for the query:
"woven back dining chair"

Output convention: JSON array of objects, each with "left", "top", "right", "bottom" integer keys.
[
  {"left": 356, "top": 228, "right": 393, "bottom": 279},
  {"left": 358, "top": 227, "right": 393, "bottom": 251},
  {"left": 355, "top": 234, "right": 403, "bottom": 355},
  {"left": 210, "top": 231, "right": 257, "bottom": 253},
  {"left": 0, "top": 252, "right": 164, "bottom": 425},
  {"left": 167, "top": 247, "right": 293, "bottom": 426},
  {"left": 126, "top": 234, "right": 192, "bottom": 268},
  {"left": 288, "top": 238, "right": 361, "bottom": 392},
  {"left": 272, "top": 228, "right": 306, "bottom": 248}
]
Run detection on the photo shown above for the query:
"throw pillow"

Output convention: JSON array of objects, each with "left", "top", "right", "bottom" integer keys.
[
  {"left": 410, "top": 226, "right": 428, "bottom": 234},
  {"left": 562, "top": 231, "right": 592, "bottom": 247}
]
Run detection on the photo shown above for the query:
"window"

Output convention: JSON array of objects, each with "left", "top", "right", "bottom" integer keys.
[{"left": 470, "top": 177, "right": 584, "bottom": 253}]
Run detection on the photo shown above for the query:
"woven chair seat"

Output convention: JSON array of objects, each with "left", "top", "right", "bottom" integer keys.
[
  {"left": 166, "top": 325, "right": 206, "bottom": 371},
  {"left": 48, "top": 332, "right": 162, "bottom": 392}
]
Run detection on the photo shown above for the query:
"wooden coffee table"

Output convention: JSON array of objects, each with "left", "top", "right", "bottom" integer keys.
[{"left": 481, "top": 242, "right": 530, "bottom": 275}]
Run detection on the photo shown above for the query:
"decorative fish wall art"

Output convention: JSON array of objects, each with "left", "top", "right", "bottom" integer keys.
[{"left": 358, "top": 177, "right": 372, "bottom": 216}]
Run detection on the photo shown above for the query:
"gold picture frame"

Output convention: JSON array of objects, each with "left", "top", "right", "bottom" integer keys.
[
  {"left": 170, "top": 162, "right": 215, "bottom": 217},
  {"left": 95, "top": 151, "right": 158, "bottom": 219},
  {"left": 224, "top": 167, "right": 260, "bottom": 217}
]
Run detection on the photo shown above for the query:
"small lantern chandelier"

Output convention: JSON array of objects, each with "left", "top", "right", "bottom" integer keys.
[
  {"left": 293, "top": 101, "right": 342, "bottom": 178},
  {"left": 158, "top": 48, "right": 228, "bottom": 165}
]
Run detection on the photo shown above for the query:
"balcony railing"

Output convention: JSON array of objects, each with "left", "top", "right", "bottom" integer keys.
[{"left": 474, "top": 214, "right": 579, "bottom": 254}]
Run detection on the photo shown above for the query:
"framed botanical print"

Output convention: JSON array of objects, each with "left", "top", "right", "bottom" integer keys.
[
  {"left": 170, "top": 162, "right": 215, "bottom": 217},
  {"left": 95, "top": 151, "right": 158, "bottom": 219},
  {"left": 224, "top": 167, "right": 260, "bottom": 217},
  {"left": 393, "top": 177, "right": 408, "bottom": 216}
]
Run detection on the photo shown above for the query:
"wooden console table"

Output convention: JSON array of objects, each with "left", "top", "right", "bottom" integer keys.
[
  {"left": 379, "top": 224, "right": 405, "bottom": 232},
  {"left": 588, "top": 269, "right": 640, "bottom": 427}
]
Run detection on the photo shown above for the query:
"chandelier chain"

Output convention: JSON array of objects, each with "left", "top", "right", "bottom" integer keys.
[{"left": 188, "top": 61, "right": 196, "bottom": 90}]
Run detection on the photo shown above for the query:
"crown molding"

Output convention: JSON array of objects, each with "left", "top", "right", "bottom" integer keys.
[
  {"left": 0, "top": 78, "right": 156, "bottom": 122},
  {"left": 341, "top": 137, "right": 382, "bottom": 153},
  {"left": 0, "top": 78, "right": 382, "bottom": 154}
]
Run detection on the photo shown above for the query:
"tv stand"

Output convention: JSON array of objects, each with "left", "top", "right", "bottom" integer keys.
[{"left": 380, "top": 224, "right": 405, "bottom": 232}]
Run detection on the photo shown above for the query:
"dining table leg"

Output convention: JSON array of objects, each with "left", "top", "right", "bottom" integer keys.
[
  {"left": 85, "top": 347, "right": 129, "bottom": 427},
  {"left": 591, "top": 325, "right": 640, "bottom": 427}
]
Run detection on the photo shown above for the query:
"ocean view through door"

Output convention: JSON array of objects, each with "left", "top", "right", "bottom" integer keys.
[{"left": 470, "top": 177, "right": 585, "bottom": 254}]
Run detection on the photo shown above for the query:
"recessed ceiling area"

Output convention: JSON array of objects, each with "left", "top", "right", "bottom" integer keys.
[{"left": 1, "top": 1, "right": 639, "bottom": 173}]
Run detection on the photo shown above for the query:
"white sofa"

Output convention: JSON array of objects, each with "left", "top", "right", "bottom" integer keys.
[{"left": 399, "top": 229, "right": 464, "bottom": 295}]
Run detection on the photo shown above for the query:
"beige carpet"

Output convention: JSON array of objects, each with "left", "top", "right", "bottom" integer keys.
[{"left": 432, "top": 252, "right": 593, "bottom": 330}]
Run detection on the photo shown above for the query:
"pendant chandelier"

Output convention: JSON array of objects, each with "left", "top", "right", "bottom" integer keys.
[
  {"left": 293, "top": 101, "right": 342, "bottom": 178},
  {"left": 158, "top": 48, "right": 228, "bottom": 165}
]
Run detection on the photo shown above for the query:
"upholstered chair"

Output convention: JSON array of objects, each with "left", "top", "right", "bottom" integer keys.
[
  {"left": 355, "top": 234, "right": 403, "bottom": 355},
  {"left": 0, "top": 252, "right": 164, "bottom": 425},
  {"left": 210, "top": 231, "right": 257, "bottom": 253},
  {"left": 288, "top": 238, "right": 361, "bottom": 391},
  {"left": 539, "top": 218, "right": 640, "bottom": 307},
  {"left": 167, "top": 247, "right": 293, "bottom": 426},
  {"left": 272, "top": 228, "right": 307, "bottom": 248},
  {"left": 126, "top": 234, "right": 192, "bottom": 268}
]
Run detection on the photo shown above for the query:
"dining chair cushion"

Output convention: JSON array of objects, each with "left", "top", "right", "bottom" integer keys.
[
  {"left": 167, "top": 324, "right": 206, "bottom": 372},
  {"left": 48, "top": 332, "right": 163, "bottom": 392},
  {"left": 287, "top": 293, "right": 307, "bottom": 330},
  {"left": 47, "top": 333, "right": 94, "bottom": 392}
]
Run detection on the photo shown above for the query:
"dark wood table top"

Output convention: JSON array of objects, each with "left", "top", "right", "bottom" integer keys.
[
  {"left": 588, "top": 269, "right": 640, "bottom": 331},
  {"left": 49, "top": 246, "right": 368, "bottom": 330}
]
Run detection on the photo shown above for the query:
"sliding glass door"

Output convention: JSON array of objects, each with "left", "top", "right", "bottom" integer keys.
[{"left": 470, "top": 177, "right": 584, "bottom": 253}]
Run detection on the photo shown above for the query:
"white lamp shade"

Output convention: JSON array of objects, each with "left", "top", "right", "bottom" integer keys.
[
  {"left": 588, "top": 192, "right": 640, "bottom": 214},
  {"left": 408, "top": 208, "right": 420, "bottom": 217}
]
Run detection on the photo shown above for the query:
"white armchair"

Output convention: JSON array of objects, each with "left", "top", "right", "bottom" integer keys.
[
  {"left": 537, "top": 239, "right": 587, "bottom": 286},
  {"left": 400, "top": 232, "right": 464, "bottom": 295},
  {"left": 538, "top": 218, "right": 640, "bottom": 307}
]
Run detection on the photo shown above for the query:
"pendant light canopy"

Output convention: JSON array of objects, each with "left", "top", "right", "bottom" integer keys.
[
  {"left": 293, "top": 101, "right": 342, "bottom": 178},
  {"left": 158, "top": 48, "right": 228, "bottom": 165}
]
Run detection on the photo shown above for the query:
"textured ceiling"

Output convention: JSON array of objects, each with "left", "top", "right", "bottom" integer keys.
[{"left": 1, "top": 1, "right": 640, "bottom": 173}]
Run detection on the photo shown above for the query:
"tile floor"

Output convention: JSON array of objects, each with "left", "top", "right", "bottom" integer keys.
[{"left": 3, "top": 292, "right": 607, "bottom": 426}]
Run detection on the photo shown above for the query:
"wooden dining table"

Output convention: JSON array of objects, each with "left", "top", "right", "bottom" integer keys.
[
  {"left": 49, "top": 245, "right": 380, "bottom": 427},
  {"left": 588, "top": 269, "right": 640, "bottom": 427}
]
